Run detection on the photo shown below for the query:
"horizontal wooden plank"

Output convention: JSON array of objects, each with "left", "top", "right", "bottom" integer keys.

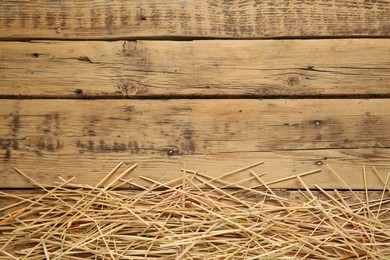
[
  {"left": 0, "top": 0, "right": 389, "bottom": 39},
  {"left": 0, "top": 39, "right": 389, "bottom": 97},
  {"left": 1, "top": 149, "right": 389, "bottom": 190},
  {"left": 0, "top": 99, "right": 389, "bottom": 189}
]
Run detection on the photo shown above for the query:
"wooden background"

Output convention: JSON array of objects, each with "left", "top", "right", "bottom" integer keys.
[{"left": 0, "top": 0, "right": 389, "bottom": 190}]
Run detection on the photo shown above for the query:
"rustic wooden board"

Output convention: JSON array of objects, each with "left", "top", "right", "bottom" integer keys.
[
  {"left": 1, "top": 99, "right": 389, "bottom": 189},
  {"left": 0, "top": 0, "right": 389, "bottom": 39},
  {"left": 1, "top": 39, "right": 389, "bottom": 97}
]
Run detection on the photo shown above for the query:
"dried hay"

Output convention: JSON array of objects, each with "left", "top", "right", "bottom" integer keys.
[{"left": 0, "top": 162, "right": 389, "bottom": 259}]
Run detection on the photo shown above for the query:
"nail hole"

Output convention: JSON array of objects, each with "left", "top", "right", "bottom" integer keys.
[
  {"left": 140, "top": 16, "right": 147, "bottom": 21},
  {"left": 75, "top": 89, "right": 83, "bottom": 95},
  {"left": 167, "top": 150, "right": 175, "bottom": 156},
  {"left": 32, "top": 53, "right": 40, "bottom": 58}
]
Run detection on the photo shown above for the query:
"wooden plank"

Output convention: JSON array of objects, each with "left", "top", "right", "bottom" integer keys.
[
  {"left": 0, "top": 0, "right": 389, "bottom": 39},
  {"left": 0, "top": 39, "right": 389, "bottom": 97},
  {"left": 1, "top": 149, "right": 389, "bottom": 190},
  {"left": 0, "top": 99, "right": 389, "bottom": 189}
]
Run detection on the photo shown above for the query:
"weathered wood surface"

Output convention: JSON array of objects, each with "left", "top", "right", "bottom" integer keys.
[
  {"left": 0, "top": 0, "right": 389, "bottom": 39},
  {"left": 1, "top": 39, "right": 389, "bottom": 97},
  {"left": 0, "top": 99, "right": 389, "bottom": 189}
]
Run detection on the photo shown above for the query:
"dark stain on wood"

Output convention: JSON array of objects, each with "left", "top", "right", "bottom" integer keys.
[
  {"left": 56, "top": 140, "right": 63, "bottom": 150},
  {"left": 19, "top": 6, "right": 26, "bottom": 28},
  {"left": 113, "top": 142, "right": 126, "bottom": 152},
  {"left": 0, "top": 139, "right": 18, "bottom": 150},
  {"left": 182, "top": 129, "right": 194, "bottom": 140},
  {"left": 0, "top": 138, "right": 19, "bottom": 160},
  {"left": 60, "top": 9, "right": 67, "bottom": 28},
  {"left": 12, "top": 140, "right": 19, "bottom": 150},
  {"left": 41, "top": 112, "right": 61, "bottom": 135},
  {"left": 36, "top": 137, "right": 46, "bottom": 150},
  {"left": 90, "top": 8, "right": 100, "bottom": 29},
  {"left": 128, "top": 141, "right": 139, "bottom": 152},
  {"left": 34, "top": 137, "right": 63, "bottom": 153},
  {"left": 128, "top": 141, "right": 140, "bottom": 154},
  {"left": 165, "top": 9, "right": 176, "bottom": 32},
  {"left": 150, "top": 5, "right": 161, "bottom": 28},
  {"left": 105, "top": 6, "right": 114, "bottom": 33},
  {"left": 180, "top": 125, "right": 196, "bottom": 154},
  {"left": 76, "top": 138, "right": 149, "bottom": 154},
  {"left": 135, "top": 7, "right": 146, "bottom": 25},
  {"left": 76, "top": 140, "right": 83, "bottom": 153},
  {"left": 1, "top": 0, "right": 390, "bottom": 39},
  {"left": 83, "top": 116, "right": 100, "bottom": 137},
  {"left": 46, "top": 12, "right": 56, "bottom": 27},
  {"left": 362, "top": 114, "right": 380, "bottom": 125},
  {"left": 361, "top": 115, "right": 382, "bottom": 138},
  {"left": 76, "top": 9, "right": 84, "bottom": 29},
  {"left": 3, "top": 4, "right": 13, "bottom": 27},
  {"left": 120, "top": 6, "right": 130, "bottom": 26},
  {"left": 11, "top": 115, "right": 20, "bottom": 133},
  {"left": 4, "top": 149, "right": 11, "bottom": 160},
  {"left": 182, "top": 139, "right": 196, "bottom": 154},
  {"left": 77, "top": 139, "right": 142, "bottom": 154},
  {"left": 46, "top": 142, "right": 55, "bottom": 152},
  {"left": 33, "top": 14, "right": 40, "bottom": 29},
  {"left": 88, "top": 129, "right": 97, "bottom": 136}
]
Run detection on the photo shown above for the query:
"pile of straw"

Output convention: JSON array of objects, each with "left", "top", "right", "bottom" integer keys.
[{"left": 0, "top": 162, "right": 389, "bottom": 259}]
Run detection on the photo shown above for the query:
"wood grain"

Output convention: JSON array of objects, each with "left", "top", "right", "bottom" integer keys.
[
  {"left": 0, "top": 0, "right": 389, "bottom": 39},
  {"left": 0, "top": 99, "right": 389, "bottom": 189},
  {"left": 1, "top": 39, "right": 389, "bottom": 97}
]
